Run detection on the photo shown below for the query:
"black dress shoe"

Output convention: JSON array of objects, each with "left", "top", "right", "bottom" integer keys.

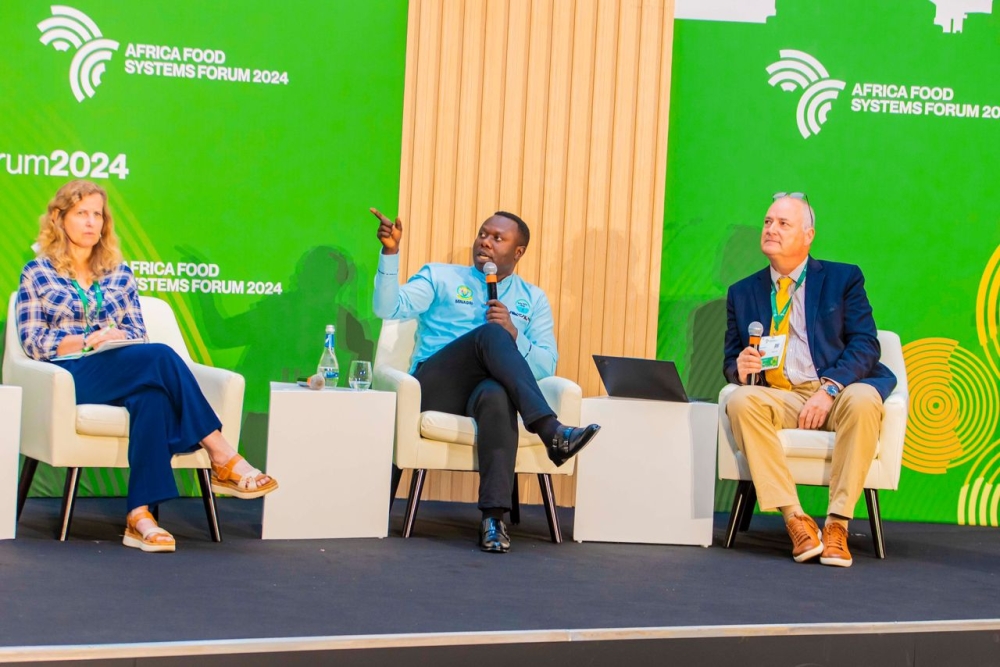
[
  {"left": 479, "top": 518, "right": 510, "bottom": 553},
  {"left": 547, "top": 424, "right": 601, "bottom": 467}
]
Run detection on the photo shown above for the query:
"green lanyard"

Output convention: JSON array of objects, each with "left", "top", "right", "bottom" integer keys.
[
  {"left": 770, "top": 266, "right": 807, "bottom": 331},
  {"left": 71, "top": 279, "right": 104, "bottom": 335}
]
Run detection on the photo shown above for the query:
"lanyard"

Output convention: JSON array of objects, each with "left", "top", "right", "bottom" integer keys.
[
  {"left": 770, "top": 266, "right": 807, "bottom": 331},
  {"left": 71, "top": 279, "right": 103, "bottom": 335}
]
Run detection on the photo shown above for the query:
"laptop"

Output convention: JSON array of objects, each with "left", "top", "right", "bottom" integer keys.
[{"left": 593, "top": 355, "right": 690, "bottom": 402}]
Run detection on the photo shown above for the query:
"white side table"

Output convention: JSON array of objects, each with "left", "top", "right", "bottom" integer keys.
[
  {"left": 0, "top": 386, "right": 23, "bottom": 540},
  {"left": 262, "top": 383, "right": 395, "bottom": 540},
  {"left": 575, "top": 397, "right": 718, "bottom": 546}
]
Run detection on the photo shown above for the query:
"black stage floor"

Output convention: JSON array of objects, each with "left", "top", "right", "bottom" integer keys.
[{"left": 1, "top": 496, "right": 999, "bottom": 649}]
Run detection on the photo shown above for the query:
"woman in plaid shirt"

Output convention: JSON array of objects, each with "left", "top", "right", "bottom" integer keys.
[{"left": 16, "top": 180, "right": 278, "bottom": 552}]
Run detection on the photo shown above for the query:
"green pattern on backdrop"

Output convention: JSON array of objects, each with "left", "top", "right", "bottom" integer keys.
[
  {"left": 0, "top": 1, "right": 407, "bottom": 498},
  {"left": 659, "top": 1, "right": 1000, "bottom": 524}
]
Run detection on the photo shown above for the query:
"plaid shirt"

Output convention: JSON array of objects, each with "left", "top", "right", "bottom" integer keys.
[{"left": 17, "top": 258, "right": 147, "bottom": 361}]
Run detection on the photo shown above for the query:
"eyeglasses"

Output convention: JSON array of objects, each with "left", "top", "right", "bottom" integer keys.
[{"left": 772, "top": 192, "right": 814, "bottom": 227}]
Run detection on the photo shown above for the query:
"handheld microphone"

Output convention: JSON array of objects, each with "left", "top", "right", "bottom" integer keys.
[
  {"left": 484, "top": 261, "right": 498, "bottom": 301},
  {"left": 296, "top": 374, "right": 326, "bottom": 390},
  {"left": 748, "top": 321, "right": 764, "bottom": 386}
]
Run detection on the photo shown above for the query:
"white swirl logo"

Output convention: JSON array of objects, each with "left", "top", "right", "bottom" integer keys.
[
  {"left": 38, "top": 6, "right": 119, "bottom": 102},
  {"left": 766, "top": 50, "right": 845, "bottom": 139}
]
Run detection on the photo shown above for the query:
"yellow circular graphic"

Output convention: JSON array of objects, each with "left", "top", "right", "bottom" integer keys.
[
  {"left": 958, "top": 440, "right": 1000, "bottom": 527},
  {"left": 902, "top": 338, "right": 999, "bottom": 474},
  {"left": 977, "top": 243, "right": 1000, "bottom": 378}
]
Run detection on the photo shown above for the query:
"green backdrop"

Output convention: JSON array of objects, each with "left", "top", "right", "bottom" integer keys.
[
  {"left": 0, "top": 0, "right": 408, "bottom": 497},
  {"left": 660, "top": 1, "right": 1000, "bottom": 524}
]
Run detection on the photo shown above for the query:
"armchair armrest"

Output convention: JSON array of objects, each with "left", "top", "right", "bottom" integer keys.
[
  {"left": 537, "top": 376, "right": 582, "bottom": 425},
  {"left": 374, "top": 366, "right": 422, "bottom": 468},
  {"left": 3, "top": 355, "right": 78, "bottom": 463},
  {"left": 718, "top": 382, "right": 739, "bottom": 406},
  {"left": 877, "top": 386, "right": 909, "bottom": 489},
  {"left": 187, "top": 362, "right": 245, "bottom": 444},
  {"left": 716, "top": 383, "right": 744, "bottom": 481}
]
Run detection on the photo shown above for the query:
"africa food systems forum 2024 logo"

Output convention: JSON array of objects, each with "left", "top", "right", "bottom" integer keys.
[
  {"left": 37, "top": 4, "right": 291, "bottom": 103},
  {"left": 766, "top": 48, "right": 1000, "bottom": 139},
  {"left": 2, "top": 5, "right": 294, "bottom": 183}
]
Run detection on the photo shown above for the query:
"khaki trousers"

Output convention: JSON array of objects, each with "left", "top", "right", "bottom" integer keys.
[{"left": 725, "top": 381, "right": 884, "bottom": 518}]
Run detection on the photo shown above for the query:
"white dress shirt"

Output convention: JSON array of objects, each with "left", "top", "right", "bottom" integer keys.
[{"left": 769, "top": 258, "right": 819, "bottom": 386}]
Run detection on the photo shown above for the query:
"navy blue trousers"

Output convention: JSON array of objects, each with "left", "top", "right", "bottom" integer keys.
[
  {"left": 414, "top": 323, "right": 555, "bottom": 511},
  {"left": 55, "top": 343, "right": 222, "bottom": 511}
]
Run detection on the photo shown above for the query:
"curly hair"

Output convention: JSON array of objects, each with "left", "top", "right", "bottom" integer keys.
[{"left": 37, "top": 180, "right": 122, "bottom": 278}]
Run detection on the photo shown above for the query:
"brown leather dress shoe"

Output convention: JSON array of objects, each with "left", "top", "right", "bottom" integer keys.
[
  {"left": 820, "top": 522, "right": 853, "bottom": 567},
  {"left": 785, "top": 514, "right": 823, "bottom": 563}
]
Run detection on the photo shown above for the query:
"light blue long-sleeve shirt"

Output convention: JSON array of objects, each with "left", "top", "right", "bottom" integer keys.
[{"left": 373, "top": 253, "right": 558, "bottom": 379}]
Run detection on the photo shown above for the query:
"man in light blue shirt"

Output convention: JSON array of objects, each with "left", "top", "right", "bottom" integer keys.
[{"left": 371, "top": 208, "right": 600, "bottom": 553}]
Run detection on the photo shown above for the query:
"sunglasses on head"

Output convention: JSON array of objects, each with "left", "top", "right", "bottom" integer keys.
[{"left": 772, "top": 192, "right": 814, "bottom": 226}]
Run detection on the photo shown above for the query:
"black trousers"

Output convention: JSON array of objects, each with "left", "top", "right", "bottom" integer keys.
[{"left": 414, "top": 323, "right": 556, "bottom": 510}]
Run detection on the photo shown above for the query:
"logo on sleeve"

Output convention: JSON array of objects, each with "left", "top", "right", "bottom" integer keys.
[
  {"left": 455, "top": 285, "right": 474, "bottom": 305},
  {"left": 512, "top": 298, "right": 532, "bottom": 322}
]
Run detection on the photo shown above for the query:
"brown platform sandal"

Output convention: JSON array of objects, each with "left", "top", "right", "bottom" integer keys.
[
  {"left": 210, "top": 454, "right": 279, "bottom": 499},
  {"left": 123, "top": 509, "right": 176, "bottom": 553}
]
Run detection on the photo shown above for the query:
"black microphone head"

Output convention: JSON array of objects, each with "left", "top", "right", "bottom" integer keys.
[
  {"left": 748, "top": 321, "right": 764, "bottom": 337},
  {"left": 484, "top": 262, "right": 498, "bottom": 276}
]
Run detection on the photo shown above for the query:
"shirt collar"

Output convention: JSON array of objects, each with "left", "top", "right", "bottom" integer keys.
[
  {"left": 469, "top": 264, "right": 514, "bottom": 286},
  {"left": 769, "top": 256, "right": 809, "bottom": 286}
]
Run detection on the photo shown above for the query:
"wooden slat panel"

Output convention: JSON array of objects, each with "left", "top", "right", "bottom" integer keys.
[
  {"left": 602, "top": 0, "right": 641, "bottom": 360},
  {"left": 452, "top": 1, "right": 488, "bottom": 264},
  {"left": 406, "top": 0, "right": 444, "bottom": 275},
  {"left": 428, "top": 0, "right": 465, "bottom": 264},
  {"left": 536, "top": 0, "right": 573, "bottom": 322},
  {"left": 395, "top": 0, "right": 675, "bottom": 507},
  {"left": 577, "top": 0, "right": 619, "bottom": 398},
  {"left": 498, "top": 0, "right": 531, "bottom": 219},
  {"left": 516, "top": 0, "right": 554, "bottom": 286},
  {"left": 475, "top": 0, "right": 510, "bottom": 226},
  {"left": 555, "top": 0, "right": 598, "bottom": 386},
  {"left": 625, "top": 0, "right": 664, "bottom": 357},
  {"left": 647, "top": 0, "right": 674, "bottom": 358}
]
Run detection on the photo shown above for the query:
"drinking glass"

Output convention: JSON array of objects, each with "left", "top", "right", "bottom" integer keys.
[{"left": 349, "top": 360, "right": 372, "bottom": 390}]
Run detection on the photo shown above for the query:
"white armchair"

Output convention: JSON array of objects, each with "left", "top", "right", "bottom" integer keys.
[
  {"left": 374, "top": 319, "right": 582, "bottom": 542},
  {"left": 717, "top": 330, "right": 908, "bottom": 558},
  {"left": 4, "top": 293, "right": 245, "bottom": 541}
]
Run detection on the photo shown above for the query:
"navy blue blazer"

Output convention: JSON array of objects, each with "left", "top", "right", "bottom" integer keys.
[{"left": 723, "top": 257, "right": 897, "bottom": 401}]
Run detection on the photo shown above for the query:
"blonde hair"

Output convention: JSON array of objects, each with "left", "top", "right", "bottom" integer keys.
[{"left": 37, "top": 180, "right": 122, "bottom": 278}]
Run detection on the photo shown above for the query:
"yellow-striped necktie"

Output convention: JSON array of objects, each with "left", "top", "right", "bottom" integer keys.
[{"left": 765, "top": 276, "right": 793, "bottom": 390}]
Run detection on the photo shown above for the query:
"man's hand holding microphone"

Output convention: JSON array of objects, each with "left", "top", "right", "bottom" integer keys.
[{"left": 737, "top": 321, "right": 764, "bottom": 385}]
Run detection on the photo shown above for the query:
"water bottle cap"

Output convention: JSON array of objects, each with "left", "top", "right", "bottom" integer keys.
[{"left": 325, "top": 324, "right": 335, "bottom": 333}]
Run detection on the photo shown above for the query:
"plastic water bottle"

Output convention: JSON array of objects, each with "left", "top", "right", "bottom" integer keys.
[{"left": 317, "top": 324, "right": 339, "bottom": 387}]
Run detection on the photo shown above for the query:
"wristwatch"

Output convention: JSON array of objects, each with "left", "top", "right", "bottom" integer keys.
[{"left": 822, "top": 381, "right": 840, "bottom": 399}]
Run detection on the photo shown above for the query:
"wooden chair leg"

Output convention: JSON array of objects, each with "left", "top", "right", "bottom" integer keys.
[
  {"left": 58, "top": 468, "right": 81, "bottom": 541},
  {"left": 197, "top": 468, "right": 222, "bottom": 542},
  {"left": 537, "top": 473, "right": 562, "bottom": 544},
  {"left": 865, "top": 488, "right": 886, "bottom": 559},
  {"left": 402, "top": 469, "right": 426, "bottom": 538},
  {"left": 509, "top": 475, "right": 521, "bottom": 525},
  {"left": 724, "top": 480, "right": 753, "bottom": 548},
  {"left": 739, "top": 482, "right": 757, "bottom": 532},
  {"left": 389, "top": 464, "right": 403, "bottom": 511},
  {"left": 16, "top": 457, "right": 39, "bottom": 522}
]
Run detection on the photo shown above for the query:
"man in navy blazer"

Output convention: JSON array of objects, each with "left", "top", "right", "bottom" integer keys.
[{"left": 723, "top": 194, "right": 896, "bottom": 567}]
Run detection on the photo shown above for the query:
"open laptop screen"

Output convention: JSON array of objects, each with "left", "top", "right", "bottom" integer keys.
[{"left": 593, "top": 355, "right": 690, "bottom": 402}]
